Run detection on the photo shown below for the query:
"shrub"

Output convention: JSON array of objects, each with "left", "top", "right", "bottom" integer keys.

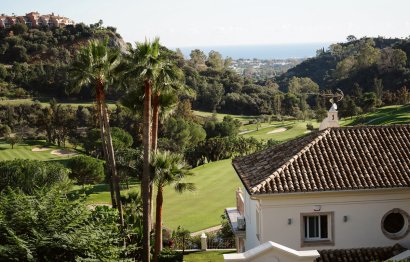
[
  {"left": 158, "top": 249, "right": 183, "bottom": 262},
  {"left": 0, "top": 159, "right": 71, "bottom": 194},
  {"left": 0, "top": 189, "right": 122, "bottom": 261},
  {"left": 68, "top": 155, "right": 104, "bottom": 185},
  {"left": 306, "top": 123, "right": 314, "bottom": 131}
]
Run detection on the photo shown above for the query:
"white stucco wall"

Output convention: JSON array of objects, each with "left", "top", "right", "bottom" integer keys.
[
  {"left": 244, "top": 188, "right": 410, "bottom": 251},
  {"left": 244, "top": 190, "right": 261, "bottom": 250}
]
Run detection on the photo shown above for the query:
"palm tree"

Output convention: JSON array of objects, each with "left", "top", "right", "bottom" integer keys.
[
  {"left": 69, "top": 39, "right": 124, "bottom": 226},
  {"left": 122, "top": 39, "right": 187, "bottom": 262},
  {"left": 151, "top": 57, "right": 184, "bottom": 151},
  {"left": 123, "top": 37, "right": 161, "bottom": 262},
  {"left": 151, "top": 151, "right": 195, "bottom": 262}
]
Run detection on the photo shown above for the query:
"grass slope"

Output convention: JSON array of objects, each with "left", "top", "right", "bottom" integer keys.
[
  {"left": 352, "top": 104, "right": 410, "bottom": 125},
  {"left": 78, "top": 159, "right": 240, "bottom": 232},
  {"left": 161, "top": 159, "right": 240, "bottom": 232}
]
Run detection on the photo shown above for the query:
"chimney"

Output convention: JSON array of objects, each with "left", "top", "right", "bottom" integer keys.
[{"left": 319, "top": 103, "right": 340, "bottom": 130}]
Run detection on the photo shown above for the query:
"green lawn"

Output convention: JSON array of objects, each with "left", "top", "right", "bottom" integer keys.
[
  {"left": 351, "top": 104, "right": 410, "bottom": 125},
  {"left": 0, "top": 140, "right": 74, "bottom": 162},
  {"left": 0, "top": 98, "right": 116, "bottom": 108},
  {"left": 193, "top": 110, "right": 256, "bottom": 124},
  {"left": 183, "top": 251, "right": 235, "bottom": 262},
  {"left": 77, "top": 159, "right": 240, "bottom": 232},
  {"left": 162, "top": 159, "right": 240, "bottom": 232},
  {"left": 241, "top": 121, "right": 319, "bottom": 141}
]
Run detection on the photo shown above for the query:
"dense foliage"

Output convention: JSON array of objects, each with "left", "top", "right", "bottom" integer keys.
[
  {"left": 68, "top": 155, "right": 105, "bottom": 185},
  {"left": 0, "top": 23, "right": 125, "bottom": 99},
  {"left": 278, "top": 37, "right": 410, "bottom": 109},
  {"left": 0, "top": 159, "right": 70, "bottom": 194},
  {"left": 0, "top": 189, "right": 122, "bottom": 261}
]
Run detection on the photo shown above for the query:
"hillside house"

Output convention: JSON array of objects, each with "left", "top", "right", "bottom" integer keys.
[
  {"left": 0, "top": 12, "right": 74, "bottom": 29},
  {"left": 226, "top": 114, "right": 410, "bottom": 261}
]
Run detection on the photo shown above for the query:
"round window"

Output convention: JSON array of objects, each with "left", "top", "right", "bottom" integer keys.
[{"left": 381, "top": 209, "right": 409, "bottom": 240}]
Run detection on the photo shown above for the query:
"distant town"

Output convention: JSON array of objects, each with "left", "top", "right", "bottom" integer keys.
[
  {"left": 230, "top": 58, "right": 305, "bottom": 78},
  {"left": 0, "top": 12, "right": 74, "bottom": 29}
]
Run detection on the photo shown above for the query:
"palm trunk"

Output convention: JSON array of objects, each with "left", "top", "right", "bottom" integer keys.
[
  {"left": 96, "top": 97, "right": 117, "bottom": 208},
  {"left": 97, "top": 81, "right": 124, "bottom": 226},
  {"left": 152, "top": 92, "right": 160, "bottom": 152},
  {"left": 153, "top": 185, "right": 163, "bottom": 262},
  {"left": 142, "top": 79, "right": 152, "bottom": 262},
  {"left": 150, "top": 92, "right": 160, "bottom": 232},
  {"left": 101, "top": 102, "right": 124, "bottom": 226}
]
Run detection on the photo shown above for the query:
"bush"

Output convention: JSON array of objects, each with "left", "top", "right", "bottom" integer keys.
[
  {"left": 0, "top": 159, "right": 71, "bottom": 194},
  {"left": 158, "top": 249, "right": 183, "bottom": 262},
  {"left": 306, "top": 123, "right": 314, "bottom": 131},
  {"left": 68, "top": 155, "right": 104, "bottom": 185},
  {"left": 0, "top": 189, "right": 122, "bottom": 261}
]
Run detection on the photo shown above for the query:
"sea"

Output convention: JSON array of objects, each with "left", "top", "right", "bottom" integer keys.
[{"left": 176, "top": 43, "right": 331, "bottom": 60}]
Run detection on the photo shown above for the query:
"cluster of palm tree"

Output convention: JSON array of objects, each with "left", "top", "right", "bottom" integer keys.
[{"left": 69, "top": 37, "right": 194, "bottom": 262}]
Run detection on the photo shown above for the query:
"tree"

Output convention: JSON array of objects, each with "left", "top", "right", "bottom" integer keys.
[
  {"left": 116, "top": 148, "right": 143, "bottom": 189},
  {"left": 189, "top": 49, "right": 207, "bottom": 71},
  {"left": 373, "top": 78, "right": 383, "bottom": 106},
  {"left": 123, "top": 37, "right": 161, "bottom": 262},
  {"left": 397, "top": 86, "right": 410, "bottom": 105},
  {"left": 0, "top": 124, "right": 11, "bottom": 138},
  {"left": 0, "top": 160, "right": 70, "bottom": 194},
  {"left": 161, "top": 116, "right": 206, "bottom": 153},
  {"left": 206, "top": 50, "right": 224, "bottom": 71},
  {"left": 69, "top": 39, "right": 124, "bottom": 225},
  {"left": 10, "top": 23, "right": 28, "bottom": 35},
  {"left": 5, "top": 133, "right": 21, "bottom": 149},
  {"left": 346, "top": 35, "right": 357, "bottom": 42},
  {"left": 151, "top": 151, "right": 195, "bottom": 261},
  {"left": 204, "top": 116, "right": 241, "bottom": 138},
  {"left": 361, "top": 92, "right": 378, "bottom": 113},
  {"left": 68, "top": 155, "right": 105, "bottom": 187},
  {"left": 378, "top": 47, "right": 407, "bottom": 73},
  {"left": 151, "top": 50, "right": 185, "bottom": 152}
]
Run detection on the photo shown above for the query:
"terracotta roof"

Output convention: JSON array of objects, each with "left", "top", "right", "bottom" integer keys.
[
  {"left": 232, "top": 125, "right": 410, "bottom": 195},
  {"left": 316, "top": 244, "right": 407, "bottom": 262}
]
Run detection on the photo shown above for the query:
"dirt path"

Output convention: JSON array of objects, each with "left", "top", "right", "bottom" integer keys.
[{"left": 190, "top": 225, "right": 222, "bottom": 236}]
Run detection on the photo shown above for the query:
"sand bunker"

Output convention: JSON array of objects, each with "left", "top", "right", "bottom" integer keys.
[
  {"left": 51, "top": 149, "right": 78, "bottom": 157},
  {"left": 267, "top": 127, "right": 287, "bottom": 134},
  {"left": 32, "top": 147, "right": 51, "bottom": 152}
]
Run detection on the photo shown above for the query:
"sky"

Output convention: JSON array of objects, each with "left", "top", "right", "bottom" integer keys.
[{"left": 3, "top": 0, "right": 410, "bottom": 48}]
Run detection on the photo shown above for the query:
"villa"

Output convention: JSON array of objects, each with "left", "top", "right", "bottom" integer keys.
[
  {"left": 225, "top": 105, "right": 410, "bottom": 261},
  {"left": 0, "top": 12, "right": 74, "bottom": 29}
]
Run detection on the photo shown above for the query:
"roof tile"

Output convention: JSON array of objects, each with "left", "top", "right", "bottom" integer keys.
[{"left": 232, "top": 125, "right": 410, "bottom": 195}]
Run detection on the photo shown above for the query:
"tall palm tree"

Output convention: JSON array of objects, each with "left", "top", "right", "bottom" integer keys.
[
  {"left": 123, "top": 37, "right": 161, "bottom": 262},
  {"left": 69, "top": 39, "right": 124, "bottom": 226},
  {"left": 151, "top": 57, "right": 184, "bottom": 151},
  {"left": 122, "top": 39, "right": 187, "bottom": 262},
  {"left": 151, "top": 151, "right": 195, "bottom": 262}
]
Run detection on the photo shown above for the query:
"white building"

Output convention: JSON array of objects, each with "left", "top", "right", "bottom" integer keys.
[{"left": 226, "top": 123, "right": 410, "bottom": 261}]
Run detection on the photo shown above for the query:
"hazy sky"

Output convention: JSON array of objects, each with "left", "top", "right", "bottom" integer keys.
[{"left": 3, "top": 0, "right": 410, "bottom": 47}]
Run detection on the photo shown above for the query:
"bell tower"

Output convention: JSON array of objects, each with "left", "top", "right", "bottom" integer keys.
[{"left": 319, "top": 103, "right": 340, "bottom": 130}]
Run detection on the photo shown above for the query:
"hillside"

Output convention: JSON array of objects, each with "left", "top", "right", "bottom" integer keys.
[
  {"left": 0, "top": 22, "right": 127, "bottom": 99},
  {"left": 277, "top": 36, "right": 410, "bottom": 96}
]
